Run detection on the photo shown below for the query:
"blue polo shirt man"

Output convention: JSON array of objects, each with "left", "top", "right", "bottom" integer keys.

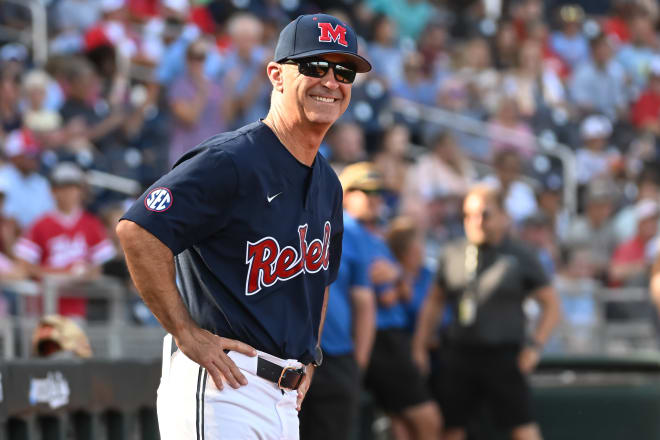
[{"left": 299, "top": 163, "right": 378, "bottom": 440}]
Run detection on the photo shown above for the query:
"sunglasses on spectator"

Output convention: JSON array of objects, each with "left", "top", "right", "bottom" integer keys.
[{"left": 282, "top": 58, "right": 357, "bottom": 84}]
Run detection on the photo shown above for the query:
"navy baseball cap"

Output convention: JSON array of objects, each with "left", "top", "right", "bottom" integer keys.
[{"left": 274, "top": 14, "right": 371, "bottom": 73}]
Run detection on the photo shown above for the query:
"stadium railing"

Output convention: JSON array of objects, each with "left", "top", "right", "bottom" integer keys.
[
  {"left": 0, "top": 0, "right": 48, "bottom": 67},
  {"left": 388, "top": 97, "right": 579, "bottom": 216},
  {"left": 1, "top": 276, "right": 165, "bottom": 361}
]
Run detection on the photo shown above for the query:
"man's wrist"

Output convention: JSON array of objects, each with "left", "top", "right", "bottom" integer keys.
[
  {"left": 312, "top": 345, "right": 323, "bottom": 367},
  {"left": 525, "top": 336, "right": 543, "bottom": 351}
]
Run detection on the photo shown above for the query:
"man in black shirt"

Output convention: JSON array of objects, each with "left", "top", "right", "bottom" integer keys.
[{"left": 413, "top": 184, "right": 560, "bottom": 440}]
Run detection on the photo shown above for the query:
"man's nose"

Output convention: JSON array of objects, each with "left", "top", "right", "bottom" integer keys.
[{"left": 320, "top": 68, "right": 340, "bottom": 89}]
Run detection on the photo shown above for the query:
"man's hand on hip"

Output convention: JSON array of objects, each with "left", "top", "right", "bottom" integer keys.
[
  {"left": 296, "top": 365, "right": 315, "bottom": 411},
  {"left": 518, "top": 347, "right": 541, "bottom": 374},
  {"left": 175, "top": 326, "right": 257, "bottom": 390}
]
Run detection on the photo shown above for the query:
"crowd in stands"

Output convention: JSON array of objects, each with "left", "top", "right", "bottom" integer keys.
[{"left": 2, "top": 0, "right": 660, "bottom": 354}]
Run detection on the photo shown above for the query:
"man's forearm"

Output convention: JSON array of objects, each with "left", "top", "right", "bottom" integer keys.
[
  {"left": 412, "top": 285, "right": 444, "bottom": 350},
  {"left": 117, "top": 220, "right": 196, "bottom": 338},
  {"left": 351, "top": 287, "right": 376, "bottom": 370},
  {"left": 532, "top": 286, "right": 561, "bottom": 346}
]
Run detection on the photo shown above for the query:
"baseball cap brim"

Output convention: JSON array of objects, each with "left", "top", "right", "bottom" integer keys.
[{"left": 286, "top": 49, "right": 372, "bottom": 73}]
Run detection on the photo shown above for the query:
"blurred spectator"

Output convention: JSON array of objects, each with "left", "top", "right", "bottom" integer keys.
[
  {"left": 84, "top": 0, "right": 139, "bottom": 61},
  {"left": 492, "top": 20, "right": 520, "bottom": 70},
  {"left": 402, "top": 130, "right": 476, "bottom": 223},
  {"left": 413, "top": 184, "right": 559, "bottom": 440},
  {"left": 14, "top": 163, "right": 115, "bottom": 317},
  {"left": 535, "top": 174, "right": 570, "bottom": 242},
  {"left": 372, "top": 123, "right": 411, "bottom": 209},
  {"left": 22, "top": 70, "right": 64, "bottom": 149},
  {"left": 53, "top": 0, "right": 100, "bottom": 34},
  {"left": 417, "top": 21, "right": 451, "bottom": 85},
  {"left": 59, "top": 57, "right": 126, "bottom": 151},
  {"left": 141, "top": 0, "right": 193, "bottom": 65},
  {"left": 0, "top": 177, "right": 23, "bottom": 280},
  {"left": 488, "top": 96, "right": 537, "bottom": 159},
  {"left": 526, "top": 20, "right": 570, "bottom": 80},
  {"left": 601, "top": 0, "right": 633, "bottom": 43},
  {"left": 550, "top": 4, "right": 590, "bottom": 69},
  {"left": 564, "top": 179, "right": 618, "bottom": 281},
  {"left": 0, "top": 67, "right": 22, "bottom": 135},
  {"left": 324, "top": 121, "right": 366, "bottom": 172},
  {"left": 616, "top": 13, "right": 659, "bottom": 94},
  {"left": 575, "top": 115, "right": 621, "bottom": 185},
  {"left": 613, "top": 173, "right": 660, "bottom": 243},
  {"left": 519, "top": 213, "right": 557, "bottom": 277},
  {"left": 31, "top": 314, "right": 92, "bottom": 359},
  {"left": 0, "top": 129, "right": 55, "bottom": 229},
  {"left": 168, "top": 39, "right": 226, "bottom": 166},
  {"left": 222, "top": 13, "right": 272, "bottom": 129},
  {"left": 340, "top": 162, "right": 442, "bottom": 440},
  {"left": 153, "top": 6, "right": 223, "bottom": 86},
  {"left": 631, "top": 57, "right": 660, "bottom": 134},
  {"left": 455, "top": 37, "right": 500, "bottom": 114},
  {"left": 551, "top": 246, "right": 599, "bottom": 354},
  {"left": 50, "top": 0, "right": 100, "bottom": 55},
  {"left": 501, "top": 39, "right": 566, "bottom": 123},
  {"left": 385, "top": 216, "right": 433, "bottom": 333},
  {"left": 368, "top": 14, "right": 406, "bottom": 86},
  {"left": 483, "top": 149, "right": 538, "bottom": 224},
  {"left": 432, "top": 77, "right": 490, "bottom": 158},
  {"left": 609, "top": 199, "right": 660, "bottom": 286},
  {"left": 391, "top": 50, "right": 437, "bottom": 107},
  {"left": 300, "top": 164, "right": 377, "bottom": 440},
  {"left": 366, "top": 0, "right": 435, "bottom": 40},
  {"left": 570, "top": 33, "right": 628, "bottom": 122}
]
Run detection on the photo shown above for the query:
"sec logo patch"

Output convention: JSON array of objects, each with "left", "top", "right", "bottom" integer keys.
[{"left": 145, "top": 187, "right": 173, "bottom": 212}]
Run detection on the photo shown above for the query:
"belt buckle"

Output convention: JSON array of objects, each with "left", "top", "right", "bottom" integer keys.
[{"left": 277, "top": 366, "right": 305, "bottom": 390}]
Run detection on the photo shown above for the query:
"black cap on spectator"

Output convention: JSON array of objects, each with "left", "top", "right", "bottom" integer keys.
[
  {"left": 522, "top": 212, "right": 552, "bottom": 228},
  {"left": 274, "top": 14, "right": 372, "bottom": 73}
]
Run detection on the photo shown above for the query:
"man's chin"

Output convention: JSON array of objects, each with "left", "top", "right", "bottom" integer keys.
[{"left": 305, "top": 108, "right": 345, "bottom": 125}]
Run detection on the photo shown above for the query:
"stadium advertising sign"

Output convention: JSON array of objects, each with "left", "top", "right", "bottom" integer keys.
[{"left": 28, "top": 371, "right": 70, "bottom": 409}]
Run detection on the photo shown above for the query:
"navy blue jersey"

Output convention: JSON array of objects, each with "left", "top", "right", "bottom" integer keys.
[{"left": 122, "top": 121, "right": 344, "bottom": 364}]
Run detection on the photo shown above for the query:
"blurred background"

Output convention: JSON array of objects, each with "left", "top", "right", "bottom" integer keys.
[{"left": 4, "top": 0, "right": 660, "bottom": 438}]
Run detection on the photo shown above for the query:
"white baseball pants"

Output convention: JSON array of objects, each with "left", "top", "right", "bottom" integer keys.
[{"left": 157, "top": 335, "right": 301, "bottom": 440}]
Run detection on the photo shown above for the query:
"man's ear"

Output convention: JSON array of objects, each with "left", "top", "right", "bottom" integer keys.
[{"left": 266, "top": 62, "right": 285, "bottom": 93}]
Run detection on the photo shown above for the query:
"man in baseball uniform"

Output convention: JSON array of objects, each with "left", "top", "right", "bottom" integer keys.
[{"left": 117, "top": 14, "right": 371, "bottom": 440}]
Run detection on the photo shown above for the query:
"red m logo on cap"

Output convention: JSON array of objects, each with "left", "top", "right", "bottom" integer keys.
[{"left": 318, "top": 23, "right": 348, "bottom": 47}]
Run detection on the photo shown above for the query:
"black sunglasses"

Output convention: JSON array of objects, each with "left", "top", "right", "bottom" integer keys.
[{"left": 282, "top": 58, "right": 357, "bottom": 84}]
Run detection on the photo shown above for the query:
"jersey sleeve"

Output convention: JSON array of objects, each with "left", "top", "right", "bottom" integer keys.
[{"left": 121, "top": 147, "right": 239, "bottom": 255}]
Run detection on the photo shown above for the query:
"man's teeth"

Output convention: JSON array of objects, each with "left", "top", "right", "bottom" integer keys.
[{"left": 312, "top": 96, "right": 335, "bottom": 103}]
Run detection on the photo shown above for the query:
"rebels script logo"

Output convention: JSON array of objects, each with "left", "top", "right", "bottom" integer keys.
[
  {"left": 317, "top": 22, "right": 348, "bottom": 47},
  {"left": 245, "top": 222, "right": 331, "bottom": 295}
]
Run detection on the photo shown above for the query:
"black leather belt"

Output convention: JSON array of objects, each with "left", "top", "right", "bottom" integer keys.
[{"left": 256, "top": 356, "right": 306, "bottom": 390}]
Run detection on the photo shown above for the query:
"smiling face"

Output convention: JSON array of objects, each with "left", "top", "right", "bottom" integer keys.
[{"left": 273, "top": 53, "right": 353, "bottom": 127}]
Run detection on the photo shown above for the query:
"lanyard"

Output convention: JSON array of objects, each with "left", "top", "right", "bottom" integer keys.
[{"left": 459, "top": 243, "right": 479, "bottom": 326}]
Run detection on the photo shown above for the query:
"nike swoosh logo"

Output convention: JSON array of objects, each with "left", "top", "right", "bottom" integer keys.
[{"left": 267, "top": 192, "right": 282, "bottom": 203}]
